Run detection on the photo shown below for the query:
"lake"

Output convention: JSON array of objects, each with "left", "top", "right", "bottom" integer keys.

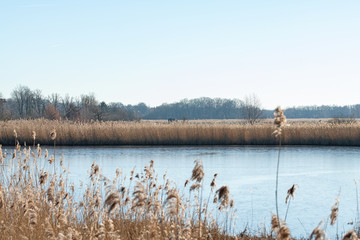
[{"left": 10, "top": 145, "right": 360, "bottom": 238}]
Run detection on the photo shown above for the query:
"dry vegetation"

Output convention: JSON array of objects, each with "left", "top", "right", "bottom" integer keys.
[
  {"left": 0, "top": 141, "right": 276, "bottom": 240},
  {"left": 1, "top": 119, "right": 360, "bottom": 146}
]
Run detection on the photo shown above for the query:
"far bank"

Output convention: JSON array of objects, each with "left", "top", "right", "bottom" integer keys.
[{"left": 1, "top": 119, "right": 360, "bottom": 146}]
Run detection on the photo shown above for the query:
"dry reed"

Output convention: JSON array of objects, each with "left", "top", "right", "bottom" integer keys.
[
  {"left": 274, "top": 107, "right": 287, "bottom": 228},
  {"left": 1, "top": 119, "right": 360, "bottom": 146},
  {"left": 0, "top": 142, "right": 250, "bottom": 240}
]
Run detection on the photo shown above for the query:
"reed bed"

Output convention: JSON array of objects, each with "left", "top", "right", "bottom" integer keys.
[
  {"left": 0, "top": 143, "right": 274, "bottom": 240},
  {"left": 1, "top": 119, "right": 360, "bottom": 146}
]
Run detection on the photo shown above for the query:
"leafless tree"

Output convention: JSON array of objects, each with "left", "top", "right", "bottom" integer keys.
[
  {"left": 61, "top": 94, "right": 80, "bottom": 120},
  {"left": 0, "top": 92, "right": 6, "bottom": 120},
  {"left": 32, "top": 89, "right": 45, "bottom": 117},
  {"left": 80, "top": 93, "right": 99, "bottom": 121},
  {"left": 49, "top": 93, "right": 61, "bottom": 110},
  {"left": 243, "top": 94, "right": 263, "bottom": 124},
  {"left": 11, "top": 85, "right": 34, "bottom": 118}
]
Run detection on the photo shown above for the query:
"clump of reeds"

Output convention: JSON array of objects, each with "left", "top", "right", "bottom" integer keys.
[{"left": 0, "top": 141, "right": 244, "bottom": 239}]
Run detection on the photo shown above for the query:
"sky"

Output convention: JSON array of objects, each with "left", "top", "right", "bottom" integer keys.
[{"left": 1, "top": 0, "right": 360, "bottom": 109}]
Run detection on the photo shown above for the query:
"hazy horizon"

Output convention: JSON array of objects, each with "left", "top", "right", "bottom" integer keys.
[{"left": 1, "top": 1, "right": 359, "bottom": 109}]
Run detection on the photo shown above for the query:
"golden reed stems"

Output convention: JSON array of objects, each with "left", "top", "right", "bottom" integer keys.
[{"left": 0, "top": 119, "right": 360, "bottom": 146}]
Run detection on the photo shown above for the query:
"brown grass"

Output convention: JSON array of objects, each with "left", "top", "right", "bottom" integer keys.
[{"left": 1, "top": 119, "right": 360, "bottom": 146}]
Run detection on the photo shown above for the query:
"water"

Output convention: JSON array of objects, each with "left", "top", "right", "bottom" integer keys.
[{"left": 6, "top": 145, "right": 360, "bottom": 238}]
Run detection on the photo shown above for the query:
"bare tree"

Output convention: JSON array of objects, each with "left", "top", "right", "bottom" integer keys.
[
  {"left": 49, "top": 93, "right": 61, "bottom": 110},
  {"left": 80, "top": 93, "right": 99, "bottom": 121},
  {"left": 61, "top": 94, "right": 80, "bottom": 120},
  {"left": 11, "top": 85, "right": 34, "bottom": 118},
  {"left": 242, "top": 94, "right": 263, "bottom": 124},
  {"left": 0, "top": 92, "right": 5, "bottom": 120},
  {"left": 32, "top": 89, "right": 45, "bottom": 117}
]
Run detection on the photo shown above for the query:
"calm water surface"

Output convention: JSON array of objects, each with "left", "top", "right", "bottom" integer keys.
[{"left": 16, "top": 146, "right": 360, "bottom": 238}]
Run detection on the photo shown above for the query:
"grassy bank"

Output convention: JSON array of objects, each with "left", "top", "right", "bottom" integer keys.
[{"left": 1, "top": 119, "right": 360, "bottom": 146}]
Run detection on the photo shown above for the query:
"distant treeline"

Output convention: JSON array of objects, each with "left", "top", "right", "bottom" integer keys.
[
  {"left": 263, "top": 105, "right": 360, "bottom": 119},
  {"left": 1, "top": 86, "right": 359, "bottom": 121},
  {"left": 144, "top": 98, "right": 244, "bottom": 119}
]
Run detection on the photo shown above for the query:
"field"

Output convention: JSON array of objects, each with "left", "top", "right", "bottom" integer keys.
[{"left": 0, "top": 119, "right": 360, "bottom": 146}]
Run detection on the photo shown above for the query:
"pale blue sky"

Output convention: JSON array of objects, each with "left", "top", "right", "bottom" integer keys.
[{"left": 1, "top": 1, "right": 359, "bottom": 108}]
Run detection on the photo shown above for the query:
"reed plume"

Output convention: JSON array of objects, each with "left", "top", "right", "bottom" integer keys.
[
  {"left": 342, "top": 230, "right": 359, "bottom": 240},
  {"left": 271, "top": 213, "right": 280, "bottom": 234},
  {"left": 284, "top": 184, "right": 297, "bottom": 221},
  {"left": 104, "top": 186, "right": 120, "bottom": 214},
  {"left": 32, "top": 130, "right": 36, "bottom": 148},
  {"left": 271, "top": 213, "right": 291, "bottom": 239},
  {"left": 215, "top": 186, "right": 229, "bottom": 210},
  {"left": 330, "top": 197, "right": 340, "bottom": 225},
  {"left": 310, "top": 221, "right": 326, "bottom": 240},
  {"left": 191, "top": 159, "right": 204, "bottom": 183},
  {"left": 278, "top": 221, "right": 291, "bottom": 240},
  {"left": 39, "top": 171, "right": 49, "bottom": 185}
]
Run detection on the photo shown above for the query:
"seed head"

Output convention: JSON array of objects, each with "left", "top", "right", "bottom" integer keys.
[
  {"left": 50, "top": 129, "right": 57, "bottom": 141},
  {"left": 342, "top": 230, "right": 359, "bottom": 240},
  {"left": 273, "top": 106, "right": 287, "bottom": 138},
  {"left": 330, "top": 197, "right": 339, "bottom": 225},
  {"left": 184, "top": 179, "right": 189, "bottom": 187},
  {"left": 310, "top": 220, "right": 327, "bottom": 240},
  {"left": 271, "top": 213, "right": 280, "bottom": 233},
  {"left": 278, "top": 221, "right": 291, "bottom": 240},
  {"left": 104, "top": 190, "right": 120, "bottom": 214},
  {"left": 39, "top": 171, "right": 49, "bottom": 185},
  {"left": 216, "top": 186, "right": 229, "bottom": 209},
  {"left": 191, "top": 159, "right": 204, "bottom": 183},
  {"left": 286, "top": 184, "right": 297, "bottom": 204}
]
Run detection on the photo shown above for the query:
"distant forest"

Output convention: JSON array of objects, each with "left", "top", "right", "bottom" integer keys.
[{"left": 1, "top": 86, "right": 360, "bottom": 122}]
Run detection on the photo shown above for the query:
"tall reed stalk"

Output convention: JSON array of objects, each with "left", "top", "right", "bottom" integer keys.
[
  {"left": 273, "top": 107, "right": 287, "bottom": 226},
  {"left": 50, "top": 129, "right": 56, "bottom": 174}
]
